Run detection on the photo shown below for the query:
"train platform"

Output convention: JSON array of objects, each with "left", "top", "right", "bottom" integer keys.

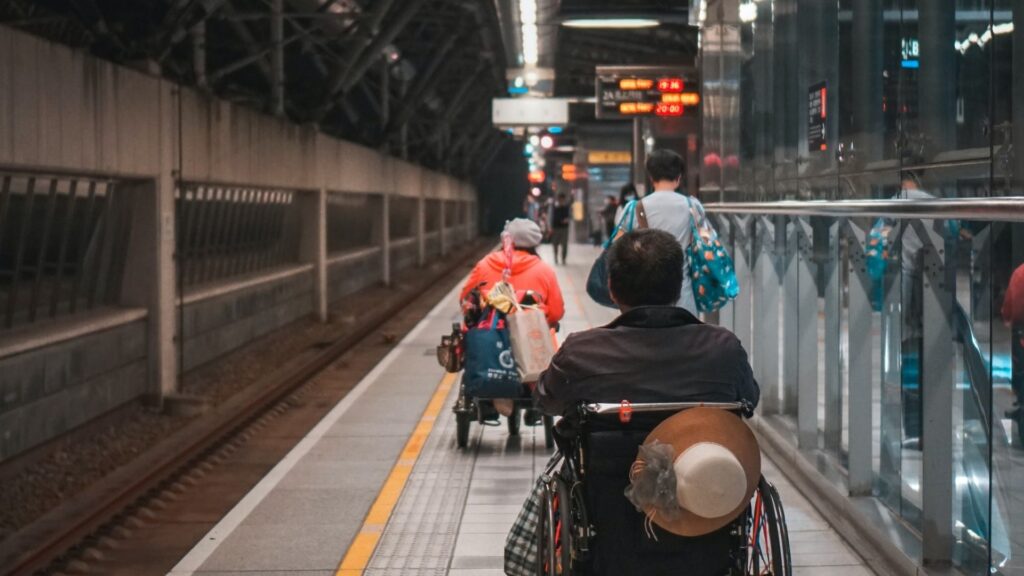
[{"left": 167, "top": 244, "right": 873, "bottom": 576}]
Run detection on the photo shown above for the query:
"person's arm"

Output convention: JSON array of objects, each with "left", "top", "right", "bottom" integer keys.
[
  {"left": 544, "top": 274, "right": 565, "bottom": 326},
  {"left": 460, "top": 264, "right": 483, "bottom": 303},
  {"left": 730, "top": 336, "right": 760, "bottom": 410},
  {"left": 535, "top": 338, "right": 575, "bottom": 416}
]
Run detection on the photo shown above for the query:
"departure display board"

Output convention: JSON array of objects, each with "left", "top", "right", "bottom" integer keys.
[
  {"left": 807, "top": 81, "right": 828, "bottom": 152},
  {"left": 595, "top": 66, "right": 700, "bottom": 120}
]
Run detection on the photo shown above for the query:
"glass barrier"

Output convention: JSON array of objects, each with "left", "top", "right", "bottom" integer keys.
[{"left": 706, "top": 201, "right": 1024, "bottom": 574}]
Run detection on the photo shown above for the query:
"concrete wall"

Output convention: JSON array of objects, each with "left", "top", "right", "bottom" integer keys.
[
  {"left": 326, "top": 248, "right": 384, "bottom": 305},
  {"left": 181, "top": 267, "right": 314, "bottom": 372},
  {"left": 0, "top": 317, "right": 147, "bottom": 461},
  {"left": 0, "top": 24, "right": 479, "bottom": 461}
]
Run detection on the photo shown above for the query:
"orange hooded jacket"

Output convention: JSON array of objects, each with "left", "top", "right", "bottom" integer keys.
[{"left": 460, "top": 250, "right": 565, "bottom": 326}]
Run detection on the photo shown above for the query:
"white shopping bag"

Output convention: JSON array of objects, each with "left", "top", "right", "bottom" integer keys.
[{"left": 507, "top": 306, "right": 555, "bottom": 382}]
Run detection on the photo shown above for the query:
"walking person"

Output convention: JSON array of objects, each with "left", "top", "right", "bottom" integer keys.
[
  {"left": 615, "top": 149, "right": 702, "bottom": 315},
  {"left": 550, "top": 193, "right": 571, "bottom": 265}
]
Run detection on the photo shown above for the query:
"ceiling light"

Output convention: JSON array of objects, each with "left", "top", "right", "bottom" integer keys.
[
  {"left": 562, "top": 18, "right": 660, "bottom": 29},
  {"left": 540, "top": 135, "right": 554, "bottom": 149}
]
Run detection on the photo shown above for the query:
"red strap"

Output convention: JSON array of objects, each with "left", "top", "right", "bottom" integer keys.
[{"left": 501, "top": 233, "right": 515, "bottom": 281}]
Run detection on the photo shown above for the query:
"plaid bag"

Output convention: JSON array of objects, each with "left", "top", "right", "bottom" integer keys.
[{"left": 504, "top": 476, "right": 545, "bottom": 576}]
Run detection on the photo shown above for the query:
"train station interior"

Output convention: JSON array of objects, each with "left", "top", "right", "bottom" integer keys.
[{"left": 0, "top": 1, "right": 1023, "bottom": 575}]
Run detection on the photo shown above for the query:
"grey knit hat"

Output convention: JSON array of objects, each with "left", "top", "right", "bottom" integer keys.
[{"left": 504, "top": 218, "right": 543, "bottom": 248}]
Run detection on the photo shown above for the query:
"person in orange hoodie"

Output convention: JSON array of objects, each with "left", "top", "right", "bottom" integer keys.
[
  {"left": 460, "top": 218, "right": 565, "bottom": 327},
  {"left": 460, "top": 218, "right": 564, "bottom": 424}
]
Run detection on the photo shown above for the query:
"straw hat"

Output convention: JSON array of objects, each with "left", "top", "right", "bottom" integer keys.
[{"left": 627, "top": 407, "right": 760, "bottom": 537}]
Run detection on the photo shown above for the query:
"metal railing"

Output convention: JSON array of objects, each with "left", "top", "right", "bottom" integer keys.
[
  {"left": 176, "top": 185, "right": 299, "bottom": 288},
  {"left": 704, "top": 197, "right": 1024, "bottom": 222},
  {"left": 703, "top": 200, "right": 1024, "bottom": 573},
  {"left": 0, "top": 171, "right": 128, "bottom": 330}
]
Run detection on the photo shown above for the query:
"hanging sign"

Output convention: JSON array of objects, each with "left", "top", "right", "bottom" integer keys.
[{"left": 808, "top": 81, "right": 828, "bottom": 152}]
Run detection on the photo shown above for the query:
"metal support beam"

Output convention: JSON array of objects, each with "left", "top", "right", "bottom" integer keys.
[
  {"left": 823, "top": 218, "right": 842, "bottom": 454},
  {"left": 844, "top": 221, "right": 874, "bottom": 495},
  {"left": 192, "top": 20, "right": 207, "bottom": 88},
  {"left": 793, "top": 218, "right": 818, "bottom": 449},
  {"left": 753, "top": 216, "right": 781, "bottom": 414},
  {"left": 271, "top": 0, "right": 284, "bottom": 116},
  {"left": 386, "top": 33, "right": 460, "bottom": 136},
  {"left": 317, "top": 0, "right": 425, "bottom": 120},
  {"left": 918, "top": 221, "right": 953, "bottom": 566},
  {"left": 731, "top": 215, "right": 753, "bottom": 350}
]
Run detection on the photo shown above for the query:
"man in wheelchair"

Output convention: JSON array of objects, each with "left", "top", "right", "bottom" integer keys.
[{"left": 520, "top": 229, "right": 767, "bottom": 575}]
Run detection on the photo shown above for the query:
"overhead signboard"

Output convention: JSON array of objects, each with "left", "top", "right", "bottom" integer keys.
[
  {"left": 588, "top": 151, "right": 632, "bottom": 165},
  {"left": 807, "top": 81, "right": 827, "bottom": 152},
  {"left": 492, "top": 98, "right": 570, "bottom": 127},
  {"left": 595, "top": 66, "right": 700, "bottom": 120}
]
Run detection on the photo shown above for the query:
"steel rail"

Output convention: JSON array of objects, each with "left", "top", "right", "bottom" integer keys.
[
  {"left": 702, "top": 197, "right": 1024, "bottom": 222},
  {"left": 1, "top": 242, "right": 486, "bottom": 576}
]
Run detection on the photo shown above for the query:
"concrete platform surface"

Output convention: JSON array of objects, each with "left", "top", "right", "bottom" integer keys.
[{"left": 169, "top": 243, "right": 874, "bottom": 576}]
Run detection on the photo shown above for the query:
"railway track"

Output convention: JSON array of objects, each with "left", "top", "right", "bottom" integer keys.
[{"left": 0, "top": 243, "right": 488, "bottom": 576}]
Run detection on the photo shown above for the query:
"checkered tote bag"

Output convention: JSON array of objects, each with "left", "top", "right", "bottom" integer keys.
[{"left": 504, "top": 478, "right": 544, "bottom": 575}]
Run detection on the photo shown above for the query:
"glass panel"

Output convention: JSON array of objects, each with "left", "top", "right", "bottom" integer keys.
[
  {"left": 990, "top": 221, "right": 1023, "bottom": 573},
  {"left": 837, "top": 0, "right": 903, "bottom": 170},
  {"left": 899, "top": 0, "right": 992, "bottom": 168}
]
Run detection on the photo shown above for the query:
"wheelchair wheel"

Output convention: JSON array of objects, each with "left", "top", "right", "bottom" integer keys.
[
  {"left": 456, "top": 411, "right": 471, "bottom": 448},
  {"left": 508, "top": 407, "right": 521, "bottom": 436},
  {"left": 536, "top": 476, "right": 573, "bottom": 575},
  {"left": 748, "top": 477, "right": 791, "bottom": 575},
  {"left": 543, "top": 415, "right": 555, "bottom": 449}
]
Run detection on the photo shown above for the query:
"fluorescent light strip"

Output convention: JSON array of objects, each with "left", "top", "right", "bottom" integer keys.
[{"left": 562, "top": 18, "right": 660, "bottom": 29}]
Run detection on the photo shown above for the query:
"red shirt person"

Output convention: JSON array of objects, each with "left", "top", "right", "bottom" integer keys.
[{"left": 460, "top": 218, "right": 565, "bottom": 327}]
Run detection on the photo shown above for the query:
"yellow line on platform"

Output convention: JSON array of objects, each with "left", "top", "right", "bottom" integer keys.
[{"left": 334, "top": 371, "right": 457, "bottom": 576}]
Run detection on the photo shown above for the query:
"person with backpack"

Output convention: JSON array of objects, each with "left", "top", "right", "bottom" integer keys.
[{"left": 614, "top": 149, "right": 702, "bottom": 315}]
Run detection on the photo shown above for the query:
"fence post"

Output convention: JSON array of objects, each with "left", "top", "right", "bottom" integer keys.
[
  {"left": 845, "top": 221, "right": 874, "bottom": 495},
  {"left": 298, "top": 189, "right": 328, "bottom": 322},
  {"left": 753, "top": 216, "right": 781, "bottom": 414},
  {"left": 381, "top": 192, "right": 391, "bottom": 286},
  {"left": 439, "top": 198, "right": 447, "bottom": 256},
  {"left": 418, "top": 193, "right": 426, "bottom": 267},
  {"left": 919, "top": 221, "right": 953, "bottom": 566}
]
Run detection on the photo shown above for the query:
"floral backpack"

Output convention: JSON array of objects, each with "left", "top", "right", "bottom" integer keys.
[{"left": 685, "top": 197, "right": 740, "bottom": 313}]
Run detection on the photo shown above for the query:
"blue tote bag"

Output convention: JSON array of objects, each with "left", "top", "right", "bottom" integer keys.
[{"left": 462, "top": 309, "right": 525, "bottom": 399}]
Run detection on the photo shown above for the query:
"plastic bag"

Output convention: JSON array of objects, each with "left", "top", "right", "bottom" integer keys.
[{"left": 507, "top": 306, "right": 555, "bottom": 382}]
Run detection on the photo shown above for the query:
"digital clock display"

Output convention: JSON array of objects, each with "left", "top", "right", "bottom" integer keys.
[{"left": 596, "top": 67, "right": 699, "bottom": 119}]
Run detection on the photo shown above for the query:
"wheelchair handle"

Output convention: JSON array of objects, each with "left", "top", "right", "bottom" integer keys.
[{"left": 583, "top": 401, "right": 752, "bottom": 415}]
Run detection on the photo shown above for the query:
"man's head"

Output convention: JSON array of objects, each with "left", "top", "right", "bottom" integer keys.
[
  {"left": 646, "top": 149, "right": 685, "bottom": 190},
  {"left": 608, "top": 229, "right": 683, "bottom": 309},
  {"left": 557, "top": 193, "right": 569, "bottom": 204}
]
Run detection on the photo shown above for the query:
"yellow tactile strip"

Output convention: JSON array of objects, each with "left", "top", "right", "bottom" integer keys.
[{"left": 335, "top": 371, "right": 457, "bottom": 576}]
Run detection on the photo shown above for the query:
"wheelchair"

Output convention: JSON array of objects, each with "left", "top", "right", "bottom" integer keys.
[{"left": 534, "top": 401, "right": 791, "bottom": 575}]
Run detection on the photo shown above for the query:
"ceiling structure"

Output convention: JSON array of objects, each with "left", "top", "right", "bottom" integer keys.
[{"left": 0, "top": 0, "right": 510, "bottom": 179}]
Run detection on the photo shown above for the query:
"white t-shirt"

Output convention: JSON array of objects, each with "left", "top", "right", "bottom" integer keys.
[{"left": 615, "top": 189, "right": 699, "bottom": 315}]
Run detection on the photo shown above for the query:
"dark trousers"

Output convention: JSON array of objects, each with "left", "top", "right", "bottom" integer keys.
[{"left": 551, "top": 228, "right": 568, "bottom": 263}]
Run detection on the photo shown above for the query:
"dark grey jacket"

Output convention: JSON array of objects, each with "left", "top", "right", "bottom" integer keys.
[{"left": 535, "top": 306, "right": 759, "bottom": 416}]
